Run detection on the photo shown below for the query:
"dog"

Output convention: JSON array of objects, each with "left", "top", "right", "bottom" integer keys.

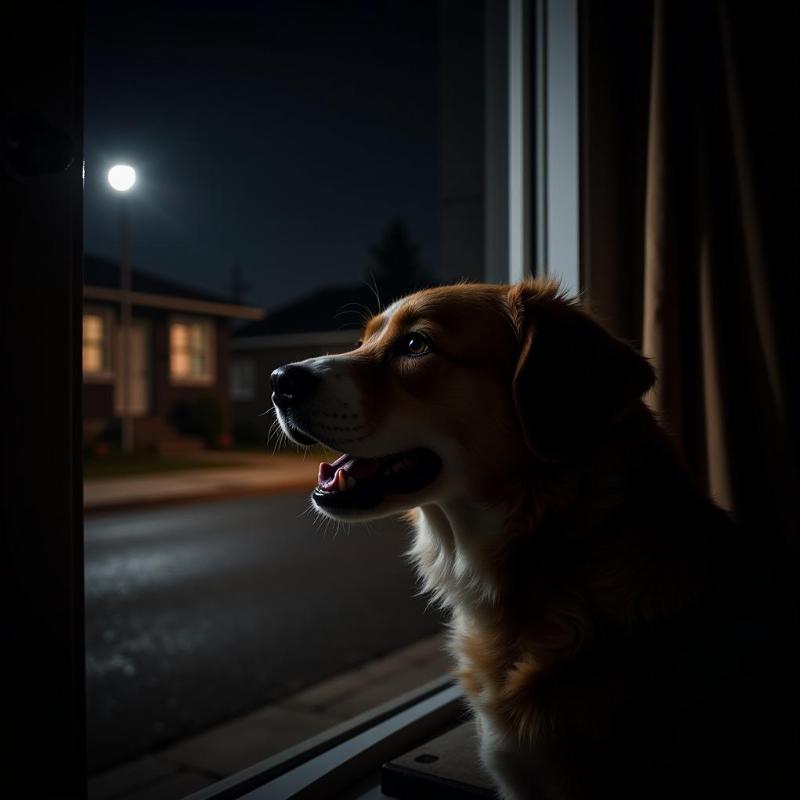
[{"left": 271, "top": 279, "right": 797, "bottom": 799}]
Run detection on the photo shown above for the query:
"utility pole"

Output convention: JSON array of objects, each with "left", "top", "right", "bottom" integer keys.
[
  {"left": 120, "top": 199, "right": 133, "bottom": 453},
  {"left": 107, "top": 164, "right": 137, "bottom": 453}
]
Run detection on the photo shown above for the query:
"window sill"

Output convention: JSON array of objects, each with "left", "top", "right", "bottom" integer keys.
[
  {"left": 169, "top": 376, "right": 216, "bottom": 388},
  {"left": 184, "top": 676, "right": 464, "bottom": 800}
]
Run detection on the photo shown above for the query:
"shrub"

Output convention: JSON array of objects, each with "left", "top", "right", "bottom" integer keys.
[
  {"left": 233, "top": 418, "right": 262, "bottom": 446},
  {"left": 186, "top": 394, "right": 225, "bottom": 447}
]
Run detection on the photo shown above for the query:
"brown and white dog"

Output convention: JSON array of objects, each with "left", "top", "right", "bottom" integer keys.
[{"left": 270, "top": 280, "right": 796, "bottom": 799}]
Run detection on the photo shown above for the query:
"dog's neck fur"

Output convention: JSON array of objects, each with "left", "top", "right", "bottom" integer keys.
[
  {"left": 409, "top": 405, "right": 732, "bottom": 672},
  {"left": 410, "top": 499, "right": 507, "bottom": 613}
]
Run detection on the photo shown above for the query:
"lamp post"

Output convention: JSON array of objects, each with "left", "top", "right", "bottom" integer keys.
[{"left": 107, "top": 164, "right": 136, "bottom": 454}]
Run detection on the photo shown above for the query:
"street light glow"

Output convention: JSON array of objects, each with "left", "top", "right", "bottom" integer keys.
[{"left": 108, "top": 164, "right": 136, "bottom": 192}]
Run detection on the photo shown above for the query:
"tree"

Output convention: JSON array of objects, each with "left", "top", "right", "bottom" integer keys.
[{"left": 366, "top": 219, "right": 433, "bottom": 302}]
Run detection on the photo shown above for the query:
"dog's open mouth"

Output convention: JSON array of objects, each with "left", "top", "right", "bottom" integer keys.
[{"left": 312, "top": 448, "right": 442, "bottom": 511}]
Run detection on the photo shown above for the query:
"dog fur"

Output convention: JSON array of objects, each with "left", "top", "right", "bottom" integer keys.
[{"left": 273, "top": 279, "right": 797, "bottom": 799}]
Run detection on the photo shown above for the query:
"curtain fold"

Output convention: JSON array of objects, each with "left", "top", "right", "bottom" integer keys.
[{"left": 583, "top": 0, "right": 799, "bottom": 554}]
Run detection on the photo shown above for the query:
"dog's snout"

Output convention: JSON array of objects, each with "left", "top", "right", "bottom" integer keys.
[{"left": 271, "top": 365, "right": 320, "bottom": 407}]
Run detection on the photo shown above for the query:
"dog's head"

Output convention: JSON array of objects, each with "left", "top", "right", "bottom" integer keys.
[{"left": 271, "top": 280, "right": 654, "bottom": 521}]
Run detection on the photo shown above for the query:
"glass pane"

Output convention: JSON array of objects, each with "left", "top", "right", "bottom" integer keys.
[
  {"left": 83, "top": 314, "right": 105, "bottom": 373},
  {"left": 83, "top": 343, "right": 102, "bottom": 373},
  {"left": 170, "top": 322, "right": 188, "bottom": 350},
  {"left": 171, "top": 351, "right": 190, "bottom": 378},
  {"left": 83, "top": 314, "right": 103, "bottom": 343},
  {"left": 188, "top": 323, "right": 204, "bottom": 352},
  {"left": 191, "top": 353, "right": 205, "bottom": 377},
  {"left": 82, "top": 0, "right": 471, "bottom": 785}
]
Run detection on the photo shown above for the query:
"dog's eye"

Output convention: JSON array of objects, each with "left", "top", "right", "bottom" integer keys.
[{"left": 400, "top": 332, "right": 431, "bottom": 357}]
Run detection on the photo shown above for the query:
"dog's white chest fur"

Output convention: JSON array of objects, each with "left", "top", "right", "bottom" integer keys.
[
  {"left": 409, "top": 503, "right": 536, "bottom": 800},
  {"left": 409, "top": 502, "right": 502, "bottom": 613}
]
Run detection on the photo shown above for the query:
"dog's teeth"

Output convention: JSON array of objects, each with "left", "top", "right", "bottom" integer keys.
[
  {"left": 336, "top": 468, "right": 347, "bottom": 492},
  {"left": 346, "top": 476, "right": 356, "bottom": 489}
]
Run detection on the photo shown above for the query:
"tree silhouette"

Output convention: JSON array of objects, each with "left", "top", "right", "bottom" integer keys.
[{"left": 366, "top": 219, "right": 433, "bottom": 302}]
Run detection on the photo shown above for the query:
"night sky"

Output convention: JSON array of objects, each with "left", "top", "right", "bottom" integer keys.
[{"left": 84, "top": 0, "right": 440, "bottom": 313}]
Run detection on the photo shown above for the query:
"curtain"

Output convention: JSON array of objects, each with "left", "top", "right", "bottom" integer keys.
[{"left": 582, "top": 0, "right": 799, "bottom": 555}]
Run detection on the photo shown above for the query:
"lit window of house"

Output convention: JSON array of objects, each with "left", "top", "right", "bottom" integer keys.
[
  {"left": 169, "top": 318, "right": 215, "bottom": 383},
  {"left": 231, "top": 357, "right": 256, "bottom": 401},
  {"left": 83, "top": 311, "right": 112, "bottom": 377}
]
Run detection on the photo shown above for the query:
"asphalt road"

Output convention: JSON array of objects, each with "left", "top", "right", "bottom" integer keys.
[{"left": 84, "top": 492, "right": 443, "bottom": 774}]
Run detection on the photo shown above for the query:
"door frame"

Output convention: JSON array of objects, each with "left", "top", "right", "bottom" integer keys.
[{"left": 1, "top": 3, "right": 86, "bottom": 798}]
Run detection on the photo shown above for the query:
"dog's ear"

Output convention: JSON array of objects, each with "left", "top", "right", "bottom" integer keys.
[{"left": 510, "top": 284, "right": 655, "bottom": 463}]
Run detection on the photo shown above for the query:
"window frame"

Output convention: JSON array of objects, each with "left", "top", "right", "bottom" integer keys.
[
  {"left": 3, "top": 1, "right": 579, "bottom": 796},
  {"left": 185, "top": 1, "right": 582, "bottom": 796},
  {"left": 3, "top": 2, "right": 86, "bottom": 796},
  {"left": 82, "top": 304, "right": 115, "bottom": 382},
  {"left": 168, "top": 314, "right": 217, "bottom": 387},
  {"left": 184, "top": 677, "right": 461, "bottom": 800}
]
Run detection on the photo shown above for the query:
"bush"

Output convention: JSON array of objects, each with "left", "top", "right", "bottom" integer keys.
[
  {"left": 233, "top": 418, "right": 262, "bottom": 446},
  {"left": 185, "top": 394, "right": 225, "bottom": 447}
]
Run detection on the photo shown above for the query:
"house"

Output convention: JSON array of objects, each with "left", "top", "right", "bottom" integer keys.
[
  {"left": 230, "top": 285, "right": 379, "bottom": 443},
  {"left": 83, "top": 254, "right": 263, "bottom": 453}
]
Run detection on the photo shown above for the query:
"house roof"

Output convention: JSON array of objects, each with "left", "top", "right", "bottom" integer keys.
[
  {"left": 235, "top": 284, "right": 383, "bottom": 337},
  {"left": 83, "top": 254, "right": 264, "bottom": 320},
  {"left": 85, "top": 254, "right": 230, "bottom": 303}
]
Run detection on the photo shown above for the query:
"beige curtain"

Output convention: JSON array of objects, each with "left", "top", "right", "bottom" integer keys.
[{"left": 583, "top": 0, "right": 799, "bottom": 554}]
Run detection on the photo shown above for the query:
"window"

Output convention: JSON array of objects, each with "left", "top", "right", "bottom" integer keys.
[
  {"left": 231, "top": 357, "right": 256, "bottom": 401},
  {"left": 82, "top": 308, "right": 113, "bottom": 379},
  {"left": 83, "top": 0, "right": 451, "bottom": 790},
  {"left": 169, "top": 317, "right": 215, "bottom": 384}
]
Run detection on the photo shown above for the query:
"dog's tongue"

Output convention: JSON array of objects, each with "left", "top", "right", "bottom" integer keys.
[{"left": 318, "top": 453, "right": 380, "bottom": 490}]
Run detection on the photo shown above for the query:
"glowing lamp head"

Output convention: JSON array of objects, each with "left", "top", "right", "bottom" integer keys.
[{"left": 107, "top": 164, "right": 136, "bottom": 192}]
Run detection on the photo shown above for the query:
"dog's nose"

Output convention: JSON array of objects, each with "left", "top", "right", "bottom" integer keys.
[{"left": 270, "top": 365, "right": 320, "bottom": 407}]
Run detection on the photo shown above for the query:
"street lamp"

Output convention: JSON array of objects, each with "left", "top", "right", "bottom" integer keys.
[
  {"left": 108, "top": 164, "right": 136, "bottom": 192},
  {"left": 108, "top": 164, "right": 136, "bottom": 454}
]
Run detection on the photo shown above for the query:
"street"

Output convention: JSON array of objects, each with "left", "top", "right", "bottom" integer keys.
[{"left": 85, "top": 492, "right": 443, "bottom": 774}]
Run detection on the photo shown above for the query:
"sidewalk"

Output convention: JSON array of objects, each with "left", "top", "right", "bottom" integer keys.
[
  {"left": 88, "top": 634, "right": 452, "bottom": 800},
  {"left": 84, "top": 451, "right": 319, "bottom": 513}
]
